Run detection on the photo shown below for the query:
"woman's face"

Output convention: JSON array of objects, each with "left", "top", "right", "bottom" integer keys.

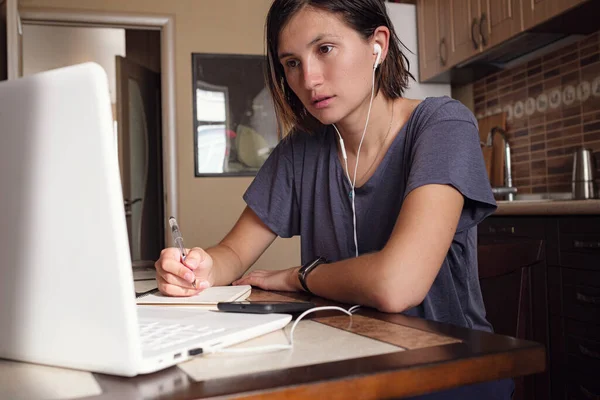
[{"left": 278, "top": 7, "right": 377, "bottom": 126}]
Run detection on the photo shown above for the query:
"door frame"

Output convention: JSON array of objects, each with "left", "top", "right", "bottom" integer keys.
[
  {"left": 4, "top": 0, "right": 20, "bottom": 79},
  {"left": 18, "top": 7, "right": 178, "bottom": 240}
]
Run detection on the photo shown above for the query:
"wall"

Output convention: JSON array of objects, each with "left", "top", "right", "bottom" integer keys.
[
  {"left": 18, "top": 0, "right": 301, "bottom": 272},
  {"left": 22, "top": 24, "right": 125, "bottom": 104},
  {"left": 451, "top": 83, "right": 474, "bottom": 112},
  {"left": 472, "top": 31, "right": 600, "bottom": 194}
]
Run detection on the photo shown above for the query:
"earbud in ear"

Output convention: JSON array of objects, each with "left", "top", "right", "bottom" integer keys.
[{"left": 373, "top": 43, "right": 382, "bottom": 69}]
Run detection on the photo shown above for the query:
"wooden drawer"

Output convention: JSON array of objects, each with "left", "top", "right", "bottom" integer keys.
[
  {"left": 559, "top": 233, "right": 600, "bottom": 271},
  {"left": 565, "top": 370, "right": 600, "bottom": 400},
  {"left": 564, "top": 319, "right": 600, "bottom": 373},
  {"left": 550, "top": 318, "right": 600, "bottom": 400},
  {"left": 566, "top": 336, "right": 600, "bottom": 373},
  {"left": 549, "top": 267, "right": 600, "bottom": 323},
  {"left": 479, "top": 217, "right": 546, "bottom": 240},
  {"left": 558, "top": 218, "right": 600, "bottom": 271},
  {"left": 559, "top": 217, "right": 600, "bottom": 235}
]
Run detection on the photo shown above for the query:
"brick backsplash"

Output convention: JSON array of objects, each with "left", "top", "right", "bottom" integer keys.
[{"left": 473, "top": 31, "right": 600, "bottom": 194}]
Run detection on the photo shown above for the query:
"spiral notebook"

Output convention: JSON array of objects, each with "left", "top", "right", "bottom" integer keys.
[{"left": 136, "top": 285, "right": 252, "bottom": 306}]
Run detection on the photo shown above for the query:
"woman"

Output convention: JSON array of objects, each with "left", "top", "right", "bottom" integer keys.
[{"left": 156, "top": 0, "right": 512, "bottom": 397}]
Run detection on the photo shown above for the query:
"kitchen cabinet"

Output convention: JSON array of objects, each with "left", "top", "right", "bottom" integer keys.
[
  {"left": 522, "top": 0, "right": 587, "bottom": 30},
  {"left": 416, "top": 0, "right": 450, "bottom": 81},
  {"left": 416, "top": 0, "right": 590, "bottom": 82},
  {"left": 479, "top": 0, "right": 523, "bottom": 49},
  {"left": 447, "top": 0, "right": 481, "bottom": 65},
  {"left": 478, "top": 215, "right": 600, "bottom": 400},
  {"left": 478, "top": 217, "right": 549, "bottom": 400},
  {"left": 546, "top": 216, "right": 600, "bottom": 400},
  {"left": 417, "top": 0, "right": 522, "bottom": 81}
]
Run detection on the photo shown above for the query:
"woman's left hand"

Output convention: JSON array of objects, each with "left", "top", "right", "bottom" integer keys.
[{"left": 232, "top": 267, "right": 301, "bottom": 292}]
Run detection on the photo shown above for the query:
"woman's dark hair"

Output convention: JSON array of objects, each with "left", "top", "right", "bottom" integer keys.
[{"left": 264, "top": 0, "right": 414, "bottom": 135}]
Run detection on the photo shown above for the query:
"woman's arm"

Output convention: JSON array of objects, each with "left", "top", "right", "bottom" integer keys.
[
  {"left": 235, "top": 183, "right": 463, "bottom": 313},
  {"left": 305, "top": 184, "right": 463, "bottom": 312},
  {"left": 207, "top": 206, "right": 278, "bottom": 286},
  {"left": 155, "top": 206, "right": 277, "bottom": 296}
]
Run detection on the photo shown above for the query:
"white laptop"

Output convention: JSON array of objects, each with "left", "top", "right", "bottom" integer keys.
[{"left": 0, "top": 63, "right": 291, "bottom": 377}]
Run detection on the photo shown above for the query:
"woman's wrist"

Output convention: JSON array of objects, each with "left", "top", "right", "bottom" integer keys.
[{"left": 289, "top": 266, "right": 303, "bottom": 292}]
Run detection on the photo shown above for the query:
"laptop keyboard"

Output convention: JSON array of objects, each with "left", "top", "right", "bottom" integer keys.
[{"left": 139, "top": 320, "right": 226, "bottom": 352}]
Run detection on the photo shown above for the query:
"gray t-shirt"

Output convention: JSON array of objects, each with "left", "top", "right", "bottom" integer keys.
[{"left": 243, "top": 96, "right": 497, "bottom": 332}]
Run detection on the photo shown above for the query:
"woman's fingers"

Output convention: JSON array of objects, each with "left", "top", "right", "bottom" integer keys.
[
  {"left": 158, "top": 257, "right": 196, "bottom": 284},
  {"left": 156, "top": 274, "right": 200, "bottom": 297}
]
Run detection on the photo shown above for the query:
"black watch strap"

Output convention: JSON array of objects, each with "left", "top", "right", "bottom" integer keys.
[{"left": 298, "top": 256, "right": 327, "bottom": 295}]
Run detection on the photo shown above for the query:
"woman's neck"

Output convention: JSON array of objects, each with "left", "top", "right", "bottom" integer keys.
[{"left": 334, "top": 95, "right": 397, "bottom": 157}]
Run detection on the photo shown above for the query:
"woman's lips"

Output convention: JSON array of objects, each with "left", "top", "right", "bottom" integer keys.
[{"left": 312, "top": 96, "right": 334, "bottom": 109}]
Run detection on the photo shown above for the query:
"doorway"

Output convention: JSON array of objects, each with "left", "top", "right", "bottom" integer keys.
[{"left": 21, "top": 23, "right": 165, "bottom": 266}]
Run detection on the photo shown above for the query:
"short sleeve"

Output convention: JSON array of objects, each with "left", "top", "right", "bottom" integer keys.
[
  {"left": 404, "top": 101, "right": 497, "bottom": 232},
  {"left": 242, "top": 138, "right": 300, "bottom": 238}
]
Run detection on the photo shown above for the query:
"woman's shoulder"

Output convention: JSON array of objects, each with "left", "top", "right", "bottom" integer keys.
[{"left": 412, "top": 96, "right": 477, "bottom": 128}]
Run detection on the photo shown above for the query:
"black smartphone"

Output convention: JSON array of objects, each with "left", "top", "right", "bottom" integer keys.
[{"left": 217, "top": 301, "right": 316, "bottom": 314}]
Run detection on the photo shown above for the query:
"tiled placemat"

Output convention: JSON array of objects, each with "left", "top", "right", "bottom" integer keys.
[
  {"left": 315, "top": 315, "right": 461, "bottom": 350},
  {"left": 249, "top": 290, "right": 462, "bottom": 349}
]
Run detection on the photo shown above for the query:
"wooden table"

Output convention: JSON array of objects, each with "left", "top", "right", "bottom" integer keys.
[{"left": 73, "top": 289, "right": 547, "bottom": 400}]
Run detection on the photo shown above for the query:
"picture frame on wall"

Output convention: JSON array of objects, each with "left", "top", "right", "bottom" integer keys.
[{"left": 192, "top": 53, "right": 280, "bottom": 177}]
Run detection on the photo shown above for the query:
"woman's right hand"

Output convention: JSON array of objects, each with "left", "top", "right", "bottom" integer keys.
[{"left": 154, "top": 247, "right": 214, "bottom": 297}]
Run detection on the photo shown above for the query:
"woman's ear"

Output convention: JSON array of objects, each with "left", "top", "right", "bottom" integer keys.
[{"left": 372, "top": 26, "right": 391, "bottom": 66}]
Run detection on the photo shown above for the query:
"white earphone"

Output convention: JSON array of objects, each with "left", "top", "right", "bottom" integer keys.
[
  {"left": 373, "top": 43, "right": 382, "bottom": 69},
  {"left": 332, "top": 43, "right": 382, "bottom": 257}
]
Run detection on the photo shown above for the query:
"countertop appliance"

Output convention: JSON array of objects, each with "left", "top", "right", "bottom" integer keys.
[{"left": 572, "top": 147, "right": 597, "bottom": 200}]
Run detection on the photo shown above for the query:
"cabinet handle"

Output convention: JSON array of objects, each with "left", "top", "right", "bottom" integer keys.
[
  {"left": 471, "top": 17, "right": 480, "bottom": 49},
  {"left": 479, "top": 12, "right": 488, "bottom": 47},
  {"left": 579, "top": 385, "right": 600, "bottom": 399},
  {"left": 574, "top": 240, "right": 600, "bottom": 249},
  {"left": 579, "top": 344, "right": 600, "bottom": 360},
  {"left": 489, "top": 226, "right": 515, "bottom": 234},
  {"left": 576, "top": 292, "right": 600, "bottom": 305},
  {"left": 439, "top": 38, "right": 447, "bottom": 66}
]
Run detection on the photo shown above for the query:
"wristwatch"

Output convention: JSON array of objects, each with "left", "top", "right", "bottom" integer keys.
[{"left": 298, "top": 256, "right": 327, "bottom": 295}]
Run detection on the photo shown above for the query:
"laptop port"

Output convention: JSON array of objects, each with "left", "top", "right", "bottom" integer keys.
[
  {"left": 188, "top": 348, "right": 203, "bottom": 356},
  {"left": 174, "top": 352, "right": 181, "bottom": 359}
]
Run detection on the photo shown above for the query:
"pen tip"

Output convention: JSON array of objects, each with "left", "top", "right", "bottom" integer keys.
[{"left": 169, "top": 216, "right": 174, "bottom": 220}]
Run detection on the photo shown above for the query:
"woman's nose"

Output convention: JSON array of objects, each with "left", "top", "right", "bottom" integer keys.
[{"left": 302, "top": 60, "right": 323, "bottom": 91}]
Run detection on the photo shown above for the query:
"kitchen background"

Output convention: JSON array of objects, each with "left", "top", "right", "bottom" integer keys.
[{"left": 471, "top": 30, "right": 600, "bottom": 195}]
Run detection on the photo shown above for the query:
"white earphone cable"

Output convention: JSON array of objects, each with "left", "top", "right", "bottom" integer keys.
[
  {"left": 332, "top": 55, "right": 378, "bottom": 258},
  {"left": 202, "top": 305, "right": 361, "bottom": 355}
]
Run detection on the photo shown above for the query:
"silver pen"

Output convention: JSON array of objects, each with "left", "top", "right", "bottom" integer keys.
[{"left": 168, "top": 216, "right": 196, "bottom": 288}]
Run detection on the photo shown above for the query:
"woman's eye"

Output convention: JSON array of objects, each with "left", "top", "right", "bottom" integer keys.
[
  {"left": 286, "top": 59, "right": 299, "bottom": 68},
  {"left": 320, "top": 45, "right": 333, "bottom": 54}
]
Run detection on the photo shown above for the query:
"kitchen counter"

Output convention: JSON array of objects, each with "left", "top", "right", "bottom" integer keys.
[{"left": 495, "top": 199, "right": 600, "bottom": 215}]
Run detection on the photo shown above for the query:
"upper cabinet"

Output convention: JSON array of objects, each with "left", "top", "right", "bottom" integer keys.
[
  {"left": 480, "top": 0, "right": 522, "bottom": 49},
  {"left": 417, "top": 0, "right": 447, "bottom": 82},
  {"left": 416, "top": 0, "right": 592, "bottom": 82},
  {"left": 522, "top": 0, "right": 587, "bottom": 30},
  {"left": 448, "top": 0, "right": 481, "bottom": 66}
]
